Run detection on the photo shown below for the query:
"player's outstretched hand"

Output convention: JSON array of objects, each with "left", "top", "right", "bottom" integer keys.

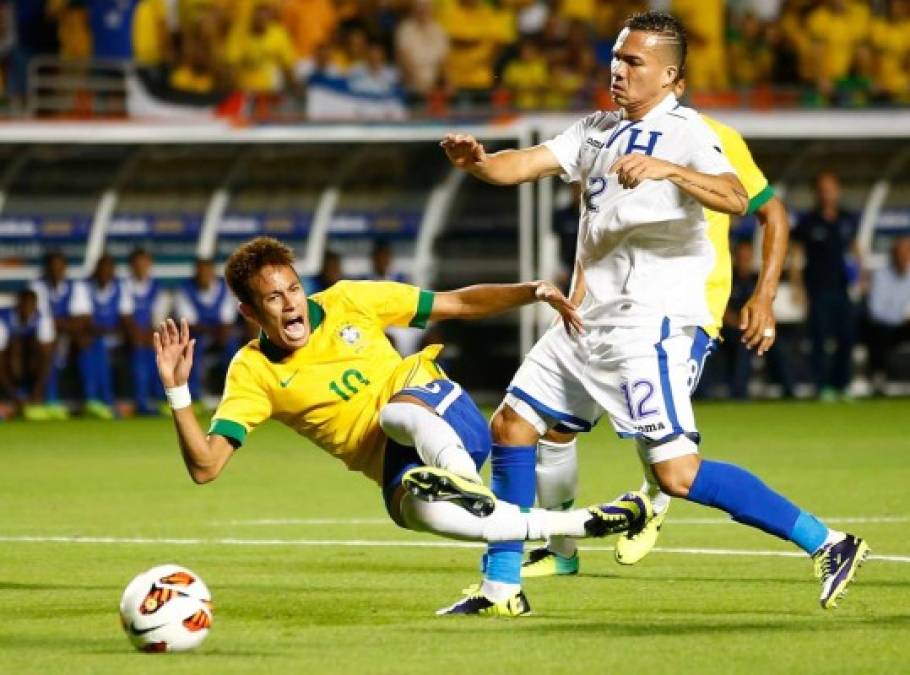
[
  {"left": 739, "top": 294, "right": 776, "bottom": 355},
  {"left": 440, "top": 133, "right": 487, "bottom": 170},
  {"left": 535, "top": 281, "right": 584, "bottom": 335},
  {"left": 153, "top": 318, "right": 196, "bottom": 388},
  {"left": 609, "top": 154, "right": 674, "bottom": 189}
]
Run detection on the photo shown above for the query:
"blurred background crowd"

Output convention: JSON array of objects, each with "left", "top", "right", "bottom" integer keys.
[{"left": 1, "top": 0, "right": 908, "bottom": 119}]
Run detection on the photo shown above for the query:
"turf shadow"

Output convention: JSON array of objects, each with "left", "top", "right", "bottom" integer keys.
[
  {"left": 417, "top": 614, "right": 910, "bottom": 639},
  {"left": 573, "top": 573, "right": 910, "bottom": 590},
  {"left": 0, "top": 581, "right": 118, "bottom": 591}
]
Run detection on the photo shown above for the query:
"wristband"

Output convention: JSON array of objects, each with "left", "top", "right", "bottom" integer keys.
[{"left": 165, "top": 383, "right": 192, "bottom": 410}]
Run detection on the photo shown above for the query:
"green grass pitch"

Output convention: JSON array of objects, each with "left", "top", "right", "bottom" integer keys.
[{"left": 1, "top": 400, "right": 908, "bottom": 674}]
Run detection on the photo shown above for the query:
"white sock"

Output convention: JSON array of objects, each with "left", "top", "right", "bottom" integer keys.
[
  {"left": 635, "top": 439, "right": 671, "bottom": 514},
  {"left": 821, "top": 529, "right": 846, "bottom": 550},
  {"left": 536, "top": 437, "right": 579, "bottom": 558},
  {"left": 480, "top": 579, "right": 519, "bottom": 602},
  {"left": 399, "top": 494, "right": 591, "bottom": 542},
  {"left": 379, "top": 402, "right": 481, "bottom": 482}
]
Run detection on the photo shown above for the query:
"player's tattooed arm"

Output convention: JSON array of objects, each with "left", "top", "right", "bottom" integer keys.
[
  {"left": 440, "top": 134, "right": 563, "bottom": 185},
  {"left": 609, "top": 154, "right": 748, "bottom": 215},
  {"left": 672, "top": 172, "right": 749, "bottom": 216}
]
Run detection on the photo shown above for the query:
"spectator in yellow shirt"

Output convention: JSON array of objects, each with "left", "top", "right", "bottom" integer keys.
[
  {"left": 280, "top": 0, "right": 337, "bottom": 66},
  {"left": 542, "top": 58, "right": 585, "bottom": 110},
  {"left": 806, "top": 0, "right": 870, "bottom": 95},
  {"left": 50, "top": 0, "right": 92, "bottom": 61},
  {"left": 870, "top": 0, "right": 910, "bottom": 102},
  {"left": 502, "top": 39, "right": 548, "bottom": 110},
  {"left": 559, "top": 0, "right": 594, "bottom": 22},
  {"left": 438, "top": 0, "right": 512, "bottom": 97},
  {"left": 729, "top": 12, "right": 773, "bottom": 87},
  {"left": 170, "top": 15, "right": 224, "bottom": 94},
  {"left": 778, "top": 0, "right": 817, "bottom": 83},
  {"left": 672, "top": 0, "right": 728, "bottom": 91},
  {"left": 337, "top": 25, "right": 371, "bottom": 72},
  {"left": 225, "top": 0, "right": 296, "bottom": 93},
  {"left": 132, "top": 0, "right": 172, "bottom": 68}
]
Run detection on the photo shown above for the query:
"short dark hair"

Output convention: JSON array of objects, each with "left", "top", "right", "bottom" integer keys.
[
  {"left": 42, "top": 250, "right": 65, "bottom": 268},
  {"left": 624, "top": 11, "right": 687, "bottom": 81},
  {"left": 225, "top": 236, "right": 296, "bottom": 306},
  {"left": 128, "top": 247, "right": 150, "bottom": 263},
  {"left": 16, "top": 287, "right": 38, "bottom": 304}
]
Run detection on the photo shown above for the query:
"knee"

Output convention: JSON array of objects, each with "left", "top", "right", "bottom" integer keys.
[
  {"left": 378, "top": 401, "right": 411, "bottom": 437},
  {"left": 490, "top": 404, "right": 541, "bottom": 446},
  {"left": 652, "top": 454, "right": 701, "bottom": 498}
]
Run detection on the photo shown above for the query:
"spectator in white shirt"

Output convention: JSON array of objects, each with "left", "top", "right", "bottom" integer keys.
[{"left": 867, "top": 236, "right": 910, "bottom": 390}]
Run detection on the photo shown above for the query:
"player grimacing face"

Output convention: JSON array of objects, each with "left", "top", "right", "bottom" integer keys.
[
  {"left": 610, "top": 28, "right": 678, "bottom": 114},
  {"left": 242, "top": 264, "right": 311, "bottom": 351}
]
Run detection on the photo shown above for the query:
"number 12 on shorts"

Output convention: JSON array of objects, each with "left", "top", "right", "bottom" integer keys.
[{"left": 620, "top": 379, "right": 658, "bottom": 420}]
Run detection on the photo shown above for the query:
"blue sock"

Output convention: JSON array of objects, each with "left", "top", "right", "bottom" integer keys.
[
  {"left": 790, "top": 511, "right": 829, "bottom": 554},
  {"left": 133, "top": 346, "right": 156, "bottom": 412},
  {"left": 45, "top": 362, "right": 59, "bottom": 402},
  {"left": 78, "top": 343, "right": 97, "bottom": 400},
  {"left": 96, "top": 344, "right": 114, "bottom": 406},
  {"left": 688, "top": 460, "right": 829, "bottom": 554},
  {"left": 482, "top": 444, "right": 536, "bottom": 585}
]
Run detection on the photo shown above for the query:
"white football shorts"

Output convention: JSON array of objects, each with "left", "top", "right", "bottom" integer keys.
[{"left": 504, "top": 318, "right": 714, "bottom": 461}]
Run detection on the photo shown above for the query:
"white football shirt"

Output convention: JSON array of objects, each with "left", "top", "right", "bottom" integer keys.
[{"left": 544, "top": 93, "right": 735, "bottom": 328}]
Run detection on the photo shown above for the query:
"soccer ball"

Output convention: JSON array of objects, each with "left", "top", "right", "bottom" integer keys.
[{"left": 119, "top": 564, "right": 213, "bottom": 653}]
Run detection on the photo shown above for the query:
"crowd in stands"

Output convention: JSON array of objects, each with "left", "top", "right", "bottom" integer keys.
[
  {"left": 1, "top": 0, "right": 908, "bottom": 116},
  {"left": 0, "top": 239, "right": 426, "bottom": 420}
]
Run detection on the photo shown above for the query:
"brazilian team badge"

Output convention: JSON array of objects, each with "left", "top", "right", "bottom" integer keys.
[{"left": 339, "top": 325, "right": 361, "bottom": 346}]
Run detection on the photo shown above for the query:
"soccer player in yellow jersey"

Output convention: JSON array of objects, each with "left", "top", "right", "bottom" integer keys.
[
  {"left": 522, "top": 83, "right": 792, "bottom": 578},
  {"left": 154, "top": 237, "right": 650, "bottom": 612}
]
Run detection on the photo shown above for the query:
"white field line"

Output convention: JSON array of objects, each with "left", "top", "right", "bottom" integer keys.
[
  {"left": 212, "top": 515, "right": 909, "bottom": 527},
  {"left": 0, "top": 534, "right": 908, "bottom": 564}
]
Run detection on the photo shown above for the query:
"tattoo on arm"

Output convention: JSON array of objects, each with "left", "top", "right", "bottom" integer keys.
[{"left": 676, "top": 175, "right": 748, "bottom": 213}]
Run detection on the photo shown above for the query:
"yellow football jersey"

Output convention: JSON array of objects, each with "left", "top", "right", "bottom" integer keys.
[
  {"left": 701, "top": 114, "right": 775, "bottom": 337},
  {"left": 208, "top": 280, "right": 443, "bottom": 484}
]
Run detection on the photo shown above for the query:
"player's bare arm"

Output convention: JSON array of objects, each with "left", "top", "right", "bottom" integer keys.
[
  {"left": 741, "top": 195, "right": 789, "bottom": 355},
  {"left": 431, "top": 281, "right": 583, "bottom": 334},
  {"left": 440, "top": 134, "right": 563, "bottom": 185},
  {"left": 153, "top": 317, "right": 233, "bottom": 484},
  {"left": 609, "top": 153, "right": 749, "bottom": 215}
]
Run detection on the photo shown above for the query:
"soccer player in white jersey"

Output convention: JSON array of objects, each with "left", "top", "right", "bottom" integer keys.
[{"left": 437, "top": 11, "right": 868, "bottom": 615}]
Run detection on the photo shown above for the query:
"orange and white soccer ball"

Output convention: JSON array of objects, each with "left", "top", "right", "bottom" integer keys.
[{"left": 119, "top": 564, "right": 213, "bottom": 653}]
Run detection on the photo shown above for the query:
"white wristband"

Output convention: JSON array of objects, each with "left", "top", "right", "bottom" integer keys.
[{"left": 165, "top": 384, "right": 192, "bottom": 410}]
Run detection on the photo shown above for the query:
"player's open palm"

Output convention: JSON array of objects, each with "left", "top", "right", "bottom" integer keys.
[
  {"left": 153, "top": 318, "right": 196, "bottom": 388},
  {"left": 440, "top": 133, "right": 487, "bottom": 170}
]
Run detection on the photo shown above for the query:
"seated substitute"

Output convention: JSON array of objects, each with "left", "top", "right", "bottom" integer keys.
[
  {"left": 29, "top": 251, "right": 92, "bottom": 418},
  {"left": 153, "top": 237, "right": 649, "bottom": 614},
  {"left": 80, "top": 254, "right": 135, "bottom": 419},
  {"left": 0, "top": 289, "right": 55, "bottom": 419},
  {"left": 175, "top": 258, "right": 238, "bottom": 404}
]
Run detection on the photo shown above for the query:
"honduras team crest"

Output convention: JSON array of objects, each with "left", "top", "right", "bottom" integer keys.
[{"left": 339, "top": 324, "right": 361, "bottom": 345}]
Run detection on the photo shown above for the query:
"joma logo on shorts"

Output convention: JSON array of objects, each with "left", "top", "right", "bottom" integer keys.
[{"left": 635, "top": 422, "right": 666, "bottom": 433}]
